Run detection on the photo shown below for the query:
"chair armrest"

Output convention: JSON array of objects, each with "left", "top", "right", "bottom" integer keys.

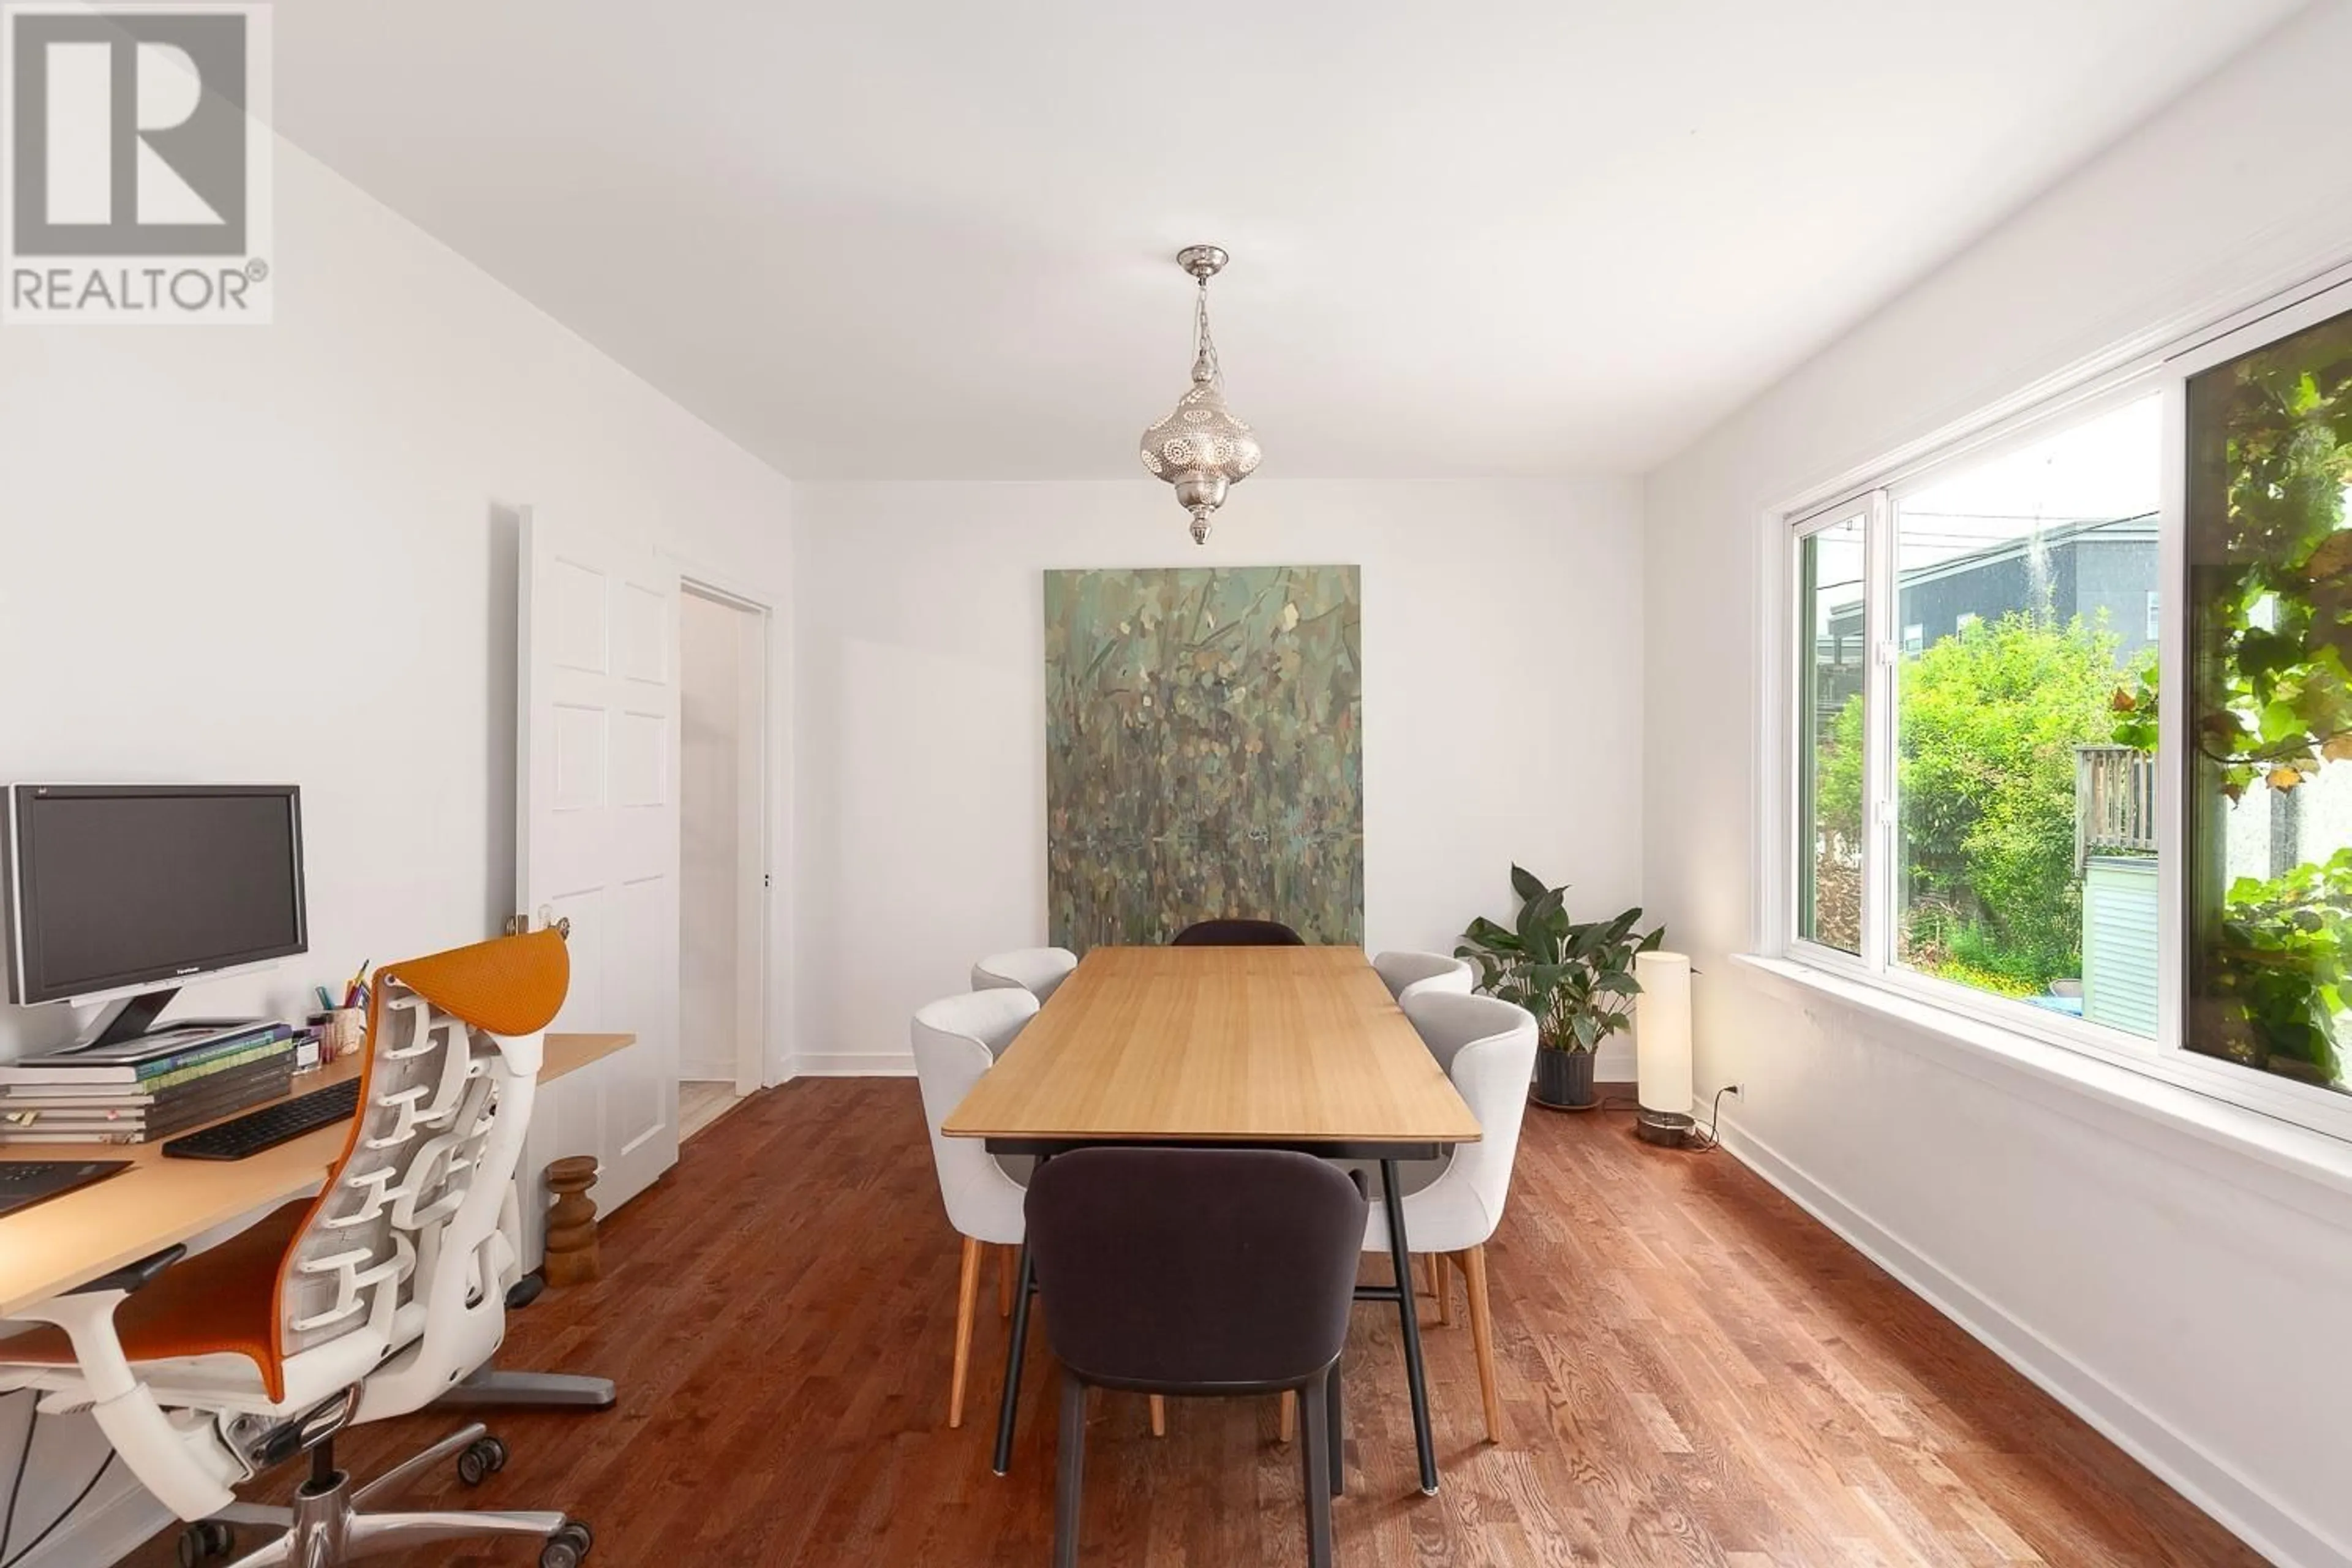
[{"left": 67, "top": 1245, "right": 187, "bottom": 1297}]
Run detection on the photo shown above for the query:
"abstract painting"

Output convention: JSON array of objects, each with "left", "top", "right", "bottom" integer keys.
[{"left": 1045, "top": 564, "right": 1363, "bottom": 949}]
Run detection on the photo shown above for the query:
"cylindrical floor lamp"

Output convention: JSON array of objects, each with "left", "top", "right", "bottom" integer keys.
[{"left": 1634, "top": 951, "right": 1695, "bottom": 1147}]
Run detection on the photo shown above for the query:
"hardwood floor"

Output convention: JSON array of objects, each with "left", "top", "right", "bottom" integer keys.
[
  {"left": 676, "top": 1080, "right": 747, "bottom": 1143},
  {"left": 124, "top": 1079, "right": 2262, "bottom": 1567}
]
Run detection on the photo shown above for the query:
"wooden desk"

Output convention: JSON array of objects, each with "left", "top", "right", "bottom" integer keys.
[
  {"left": 943, "top": 945, "right": 1480, "bottom": 1153},
  {"left": 0, "top": 1031, "right": 633, "bottom": 1319},
  {"left": 943, "top": 946, "right": 1473, "bottom": 1494}
]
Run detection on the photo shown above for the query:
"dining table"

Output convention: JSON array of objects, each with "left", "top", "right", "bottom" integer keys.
[{"left": 941, "top": 943, "right": 1482, "bottom": 1495}]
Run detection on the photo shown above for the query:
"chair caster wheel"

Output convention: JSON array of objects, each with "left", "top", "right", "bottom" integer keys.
[
  {"left": 456, "top": 1434, "right": 509, "bottom": 1486},
  {"left": 540, "top": 1520, "right": 594, "bottom": 1567},
  {"left": 176, "top": 1521, "right": 235, "bottom": 1566}
]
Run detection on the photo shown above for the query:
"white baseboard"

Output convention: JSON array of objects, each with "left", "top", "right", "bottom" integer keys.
[
  {"left": 18, "top": 1464, "right": 166, "bottom": 1568},
  {"left": 1720, "top": 1115, "right": 2346, "bottom": 1568},
  {"left": 789, "top": 1051, "right": 913, "bottom": 1077}
]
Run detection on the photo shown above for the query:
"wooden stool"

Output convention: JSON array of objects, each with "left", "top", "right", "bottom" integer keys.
[{"left": 541, "top": 1155, "right": 603, "bottom": 1286}]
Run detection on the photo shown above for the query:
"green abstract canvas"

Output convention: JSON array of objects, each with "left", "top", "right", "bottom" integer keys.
[{"left": 1045, "top": 564, "right": 1364, "bottom": 949}]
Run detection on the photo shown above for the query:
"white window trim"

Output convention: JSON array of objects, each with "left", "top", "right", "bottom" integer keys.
[{"left": 1755, "top": 255, "right": 2352, "bottom": 1150}]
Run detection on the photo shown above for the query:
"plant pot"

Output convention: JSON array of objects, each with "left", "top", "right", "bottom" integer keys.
[{"left": 1531, "top": 1048, "right": 1596, "bottom": 1109}]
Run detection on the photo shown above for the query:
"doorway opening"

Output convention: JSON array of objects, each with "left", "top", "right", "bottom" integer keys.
[{"left": 677, "top": 581, "right": 769, "bottom": 1142}]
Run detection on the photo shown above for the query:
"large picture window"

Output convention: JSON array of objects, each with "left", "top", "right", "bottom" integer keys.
[{"left": 1779, "top": 274, "right": 2352, "bottom": 1138}]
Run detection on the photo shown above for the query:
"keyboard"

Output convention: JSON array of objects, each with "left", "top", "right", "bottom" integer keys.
[
  {"left": 162, "top": 1077, "right": 363, "bottom": 1161},
  {"left": 0, "top": 1159, "right": 130, "bottom": 1219}
]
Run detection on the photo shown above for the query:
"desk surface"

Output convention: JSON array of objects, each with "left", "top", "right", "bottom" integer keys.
[
  {"left": 941, "top": 946, "right": 1480, "bottom": 1147},
  {"left": 0, "top": 1031, "right": 633, "bottom": 1319}
]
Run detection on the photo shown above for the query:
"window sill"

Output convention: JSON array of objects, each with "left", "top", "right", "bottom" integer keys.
[{"left": 1731, "top": 952, "right": 2352, "bottom": 1221}]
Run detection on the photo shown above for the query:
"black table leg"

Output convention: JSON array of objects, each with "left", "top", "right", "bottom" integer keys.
[
  {"left": 1379, "top": 1158, "right": 1439, "bottom": 1494},
  {"left": 992, "top": 1241, "right": 1036, "bottom": 1476}
]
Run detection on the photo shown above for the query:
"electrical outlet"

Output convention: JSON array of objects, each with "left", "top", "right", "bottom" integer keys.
[{"left": 1724, "top": 1083, "right": 1743, "bottom": 1097}]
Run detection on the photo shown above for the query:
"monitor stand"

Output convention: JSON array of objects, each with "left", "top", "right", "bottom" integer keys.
[{"left": 81, "top": 987, "right": 182, "bottom": 1049}]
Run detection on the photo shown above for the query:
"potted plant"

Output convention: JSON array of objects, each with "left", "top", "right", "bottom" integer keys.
[{"left": 1457, "top": 865, "right": 1665, "bottom": 1109}]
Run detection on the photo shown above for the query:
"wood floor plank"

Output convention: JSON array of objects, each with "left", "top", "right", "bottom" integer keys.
[{"left": 110, "top": 1079, "right": 2264, "bottom": 1568}]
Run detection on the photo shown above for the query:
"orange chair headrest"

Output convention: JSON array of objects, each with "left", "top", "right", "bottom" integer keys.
[{"left": 376, "top": 928, "right": 570, "bottom": 1038}]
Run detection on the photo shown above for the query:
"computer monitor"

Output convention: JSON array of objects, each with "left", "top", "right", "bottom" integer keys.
[{"left": 4, "top": 784, "right": 308, "bottom": 1044}]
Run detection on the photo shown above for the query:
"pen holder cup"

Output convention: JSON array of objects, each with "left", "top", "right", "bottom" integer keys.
[{"left": 324, "top": 1008, "right": 366, "bottom": 1061}]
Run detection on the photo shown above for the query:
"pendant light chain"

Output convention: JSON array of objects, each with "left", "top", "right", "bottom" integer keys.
[{"left": 1194, "top": 274, "right": 1222, "bottom": 385}]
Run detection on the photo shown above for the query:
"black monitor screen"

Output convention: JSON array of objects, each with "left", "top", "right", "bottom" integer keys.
[{"left": 7, "top": 786, "right": 307, "bottom": 1003}]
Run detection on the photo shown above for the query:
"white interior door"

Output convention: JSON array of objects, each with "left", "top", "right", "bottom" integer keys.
[{"left": 518, "top": 510, "right": 681, "bottom": 1214}]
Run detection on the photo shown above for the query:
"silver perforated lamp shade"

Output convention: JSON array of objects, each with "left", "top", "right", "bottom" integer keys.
[{"left": 1139, "top": 245, "right": 1261, "bottom": 544}]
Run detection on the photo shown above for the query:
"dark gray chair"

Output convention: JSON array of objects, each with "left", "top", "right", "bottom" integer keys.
[
  {"left": 1170, "top": 918, "right": 1305, "bottom": 946},
  {"left": 1026, "top": 1148, "right": 1365, "bottom": 1568}
]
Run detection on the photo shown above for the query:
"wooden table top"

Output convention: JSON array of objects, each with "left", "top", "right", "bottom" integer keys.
[
  {"left": 0, "top": 1031, "right": 634, "bottom": 1319},
  {"left": 941, "top": 946, "right": 1480, "bottom": 1147}
]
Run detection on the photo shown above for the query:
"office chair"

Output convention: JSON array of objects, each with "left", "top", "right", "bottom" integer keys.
[
  {"left": 0, "top": 930, "right": 596, "bottom": 1568},
  {"left": 1169, "top": 918, "right": 1304, "bottom": 946},
  {"left": 969, "top": 946, "right": 1079, "bottom": 1004},
  {"left": 1028, "top": 1147, "right": 1365, "bottom": 1568}
]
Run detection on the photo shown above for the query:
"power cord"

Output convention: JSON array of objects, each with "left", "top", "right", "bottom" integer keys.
[
  {"left": 1586, "top": 1087, "right": 1734, "bottom": 1151},
  {"left": 1686, "top": 1085, "right": 1735, "bottom": 1152},
  {"left": 0, "top": 1393, "right": 116, "bottom": 1568},
  {"left": 1530, "top": 1085, "right": 1738, "bottom": 1153}
]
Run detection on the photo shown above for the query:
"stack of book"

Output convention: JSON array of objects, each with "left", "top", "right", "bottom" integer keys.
[{"left": 0, "top": 1022, "right": 296, "bottom": 1146}]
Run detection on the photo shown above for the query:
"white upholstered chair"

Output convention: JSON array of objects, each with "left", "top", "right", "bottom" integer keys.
[
  {"left": 970, "top": 947, "right": 1079, "bottom": 1005},
  {"left": 911, "top": 987, "right": 1166, "bottom": 1439},
  {"left": 1371, "top": 951, "right": 1474, "bottom": 1007},
  {"left": 913, "top": 987, "right": 1037, "bottom": 1429},
  {"left": 1361, "top": 991, "right": 1539, "bottom": 1443}
]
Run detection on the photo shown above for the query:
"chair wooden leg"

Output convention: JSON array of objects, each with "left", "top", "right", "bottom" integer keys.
[
  {"left": 1148, "top": 1395, "right": 1166, "bottom": 1437},
  {"left": 1298, "top": 1370, "right": 1335, "bottom": 1568},
  {"left": 1054, "top": 1372, "right": 1087, "bottom": 1568},
  {"left": 998, "top": 1244, "right": 1015, "bottom": 1319},
  {"left": 1462, "top": 1243, "right": 1505, "bottom": 1444},
  {"left": 1433, "top": 1252, "right": 1452, "bottom": 1327},
  {"left": 1278, "top": 1389, "right": 1297, "bottom": 1444},
  {"left": 949, "top": 1236, "right": 982, "bottom": 1428}
]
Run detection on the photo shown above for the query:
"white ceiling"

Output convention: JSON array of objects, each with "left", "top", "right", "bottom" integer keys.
[{"left": 274, "top": 1, "right": 2301, "bottom": 481}]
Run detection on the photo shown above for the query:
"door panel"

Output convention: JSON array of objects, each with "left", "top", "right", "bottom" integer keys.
[{"left": 518, "top": 510, "right": 680, "bottom": 1218}]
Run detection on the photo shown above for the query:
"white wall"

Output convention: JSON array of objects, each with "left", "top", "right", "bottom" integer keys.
[
  {"left": 1643, "top": 5, "right": 2352, "bottom": 1565},
  {"left": 0, "top": 137, "right": 793, "bottom": 1564},
  {"left": 794, "top": 477, "right": 1645, "bottom": 1074}
]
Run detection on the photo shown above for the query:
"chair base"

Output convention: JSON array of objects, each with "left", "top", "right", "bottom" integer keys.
[
  {"left": 433, "top": 1368, "right": 618, "bottom": 1411},
  {"left": 206, "top": 1423, "right": 588, "bottom": 1568}
]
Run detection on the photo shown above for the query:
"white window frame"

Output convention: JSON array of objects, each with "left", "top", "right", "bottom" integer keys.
[{"left": 1761, "top": 260, "right": 2352, "bottom": 1147}]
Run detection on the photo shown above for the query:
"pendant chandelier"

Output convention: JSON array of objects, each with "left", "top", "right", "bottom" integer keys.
[{"left": 1138, "top": 244, "right": 1262, "bottom": 544}]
